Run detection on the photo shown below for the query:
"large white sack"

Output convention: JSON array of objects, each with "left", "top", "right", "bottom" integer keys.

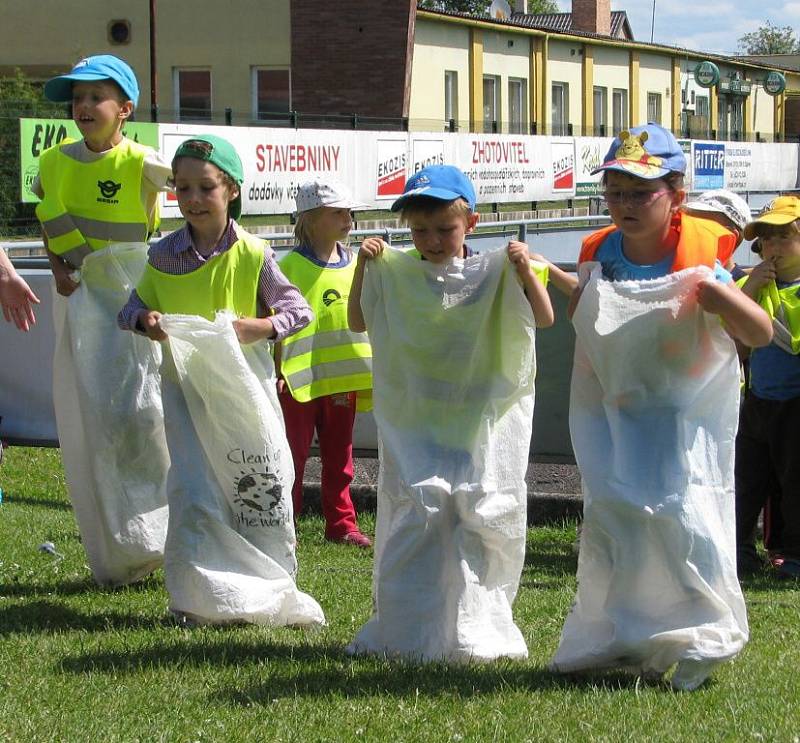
[
  {"left": 158, "top": 311, "right": 325, "bottom": 627},
  {"left": 52, "top": 243, "right": 168, "bottom": 586},
  {"left": 551, "top": 263, "right": 748, "bottom": 690},
  {"left": 349, "top": 248, "right": 536, "bottom": 661}
]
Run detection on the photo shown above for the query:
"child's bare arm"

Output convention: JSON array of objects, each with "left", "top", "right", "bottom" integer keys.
[
  {"left": 739, "top": 258, "right": 775, "bottom": 301},
  {"left": 44, "top": 233, "right": 79, "bottom": 297},
  {"left": 348, "top": 238, "right": 385, "bottom": 333},
  {"left": 507, "top": 241, "right": 555, "bottom": 328},
  {"left": 696, "top": 280, "right": 772, "bottom": 348},
  {"left": 529, "top": 252, "right": 578, "bottom": 297}
]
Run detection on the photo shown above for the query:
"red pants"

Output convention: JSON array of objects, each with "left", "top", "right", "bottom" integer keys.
[{"left": 279, "top": 390, "right": 359, "bottom": 539}]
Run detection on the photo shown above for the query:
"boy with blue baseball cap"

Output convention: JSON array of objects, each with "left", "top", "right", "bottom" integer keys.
[
  {"left": 346, "top": 164, "right": 553, "bottom": 661},
  {"left": 32, "top": 54, "right": 172, "bottom": 587}
]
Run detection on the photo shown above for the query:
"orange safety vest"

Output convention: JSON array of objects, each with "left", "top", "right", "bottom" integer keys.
[{"left": 579, "top": 213, "right": 734, "bottom": 271}]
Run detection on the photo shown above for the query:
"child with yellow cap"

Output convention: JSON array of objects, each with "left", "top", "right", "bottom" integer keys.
[{"left": 736, "top": 196, "right": 800, "bottom": 581}]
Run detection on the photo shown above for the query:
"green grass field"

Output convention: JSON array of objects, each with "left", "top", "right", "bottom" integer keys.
[{"left": 1, "top": 446, "right": 798, "bottom": 742}]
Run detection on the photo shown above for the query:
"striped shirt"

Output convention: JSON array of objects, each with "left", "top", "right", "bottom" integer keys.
[{"left": 117, "top": 220, "right": 313, "bottom": 341}]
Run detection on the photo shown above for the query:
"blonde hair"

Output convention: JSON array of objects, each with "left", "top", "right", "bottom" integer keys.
[
  {"left": 399, "top": 197, "right": 473, "bottom": 226},
  {"left": 293, "top": 206, "right": 352, "bottom": 250}
]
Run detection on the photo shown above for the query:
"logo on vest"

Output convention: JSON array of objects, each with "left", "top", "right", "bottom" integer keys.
[
  {"left": 229, "top": 448, "right": 289, "bottom": 527},
  {"left": 322, "top": 288, "right": 342, "bottom": 307},
  {"left": 97, "top": 179, "right": 122, "bottom": 203}
]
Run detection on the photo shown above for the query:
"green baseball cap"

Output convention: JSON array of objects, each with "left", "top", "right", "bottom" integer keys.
[{"left": 172, "top": 134, "right": 244, "bottom": 218}]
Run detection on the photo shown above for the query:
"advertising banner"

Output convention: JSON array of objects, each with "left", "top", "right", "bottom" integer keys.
[
  {"left": 19, "top": 119, "right": 800, "bottom": 215},
  {"left": 18, "top": 118, "right": 159, "bottom": 203}
]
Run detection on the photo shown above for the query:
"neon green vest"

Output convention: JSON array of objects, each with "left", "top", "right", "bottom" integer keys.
[
  {"left": 35, "top": 138, "right": 157, "bottom": 268},
  {"left": 737, "top": 275, "right": 800, "bottom": 354},
  {"left": 279, "top": 249, "right": 373, "bottom": 408},
  {"left": 136, "top": 231, "right": 265, "bottom": 320}
]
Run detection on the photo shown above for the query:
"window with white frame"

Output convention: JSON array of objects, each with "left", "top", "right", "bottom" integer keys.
[
  {"left": 593, "top": 86, "right": 607, "bottom": 136},
  {"left": 551, "top": 81, "right": 569, "bottom": 136},
  {"left": 647, "top": 92, "right": 662, "bottom": 125},
  {"left": 612, "top": 88, "right": 628, "bottom": 133},
  {"left": 252, "top": 67, "right": 291, "bottom": 120},
  {"left": 444, "top": 70, "right": 458, "bottom": 129},
  {"left": 483, "top": 75, "right": 500, "bottom": 132},
  {"left": 174, "top": 69, "right": 211, "bottom": 122},
  {"left": 508, "top": 78, "right": 527, "bottom": 134}
]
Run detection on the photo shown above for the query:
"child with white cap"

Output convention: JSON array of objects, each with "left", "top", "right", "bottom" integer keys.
[
  {"left": 276, "top": 179, "right": 373, "bottom": 548},
  {"left": 683, "top": 189, "right": 752, "bottom": 276}
]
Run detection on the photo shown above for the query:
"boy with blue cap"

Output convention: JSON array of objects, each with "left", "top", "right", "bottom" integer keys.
[
  {"left": 551, "top": 124, "right": 771, "bottom": 690},
  {"left": 346, "top": 165, "right": 553, "bottom": 661},
  {"left": 33, "top": 55, "right": 172, "bottom": 586}
]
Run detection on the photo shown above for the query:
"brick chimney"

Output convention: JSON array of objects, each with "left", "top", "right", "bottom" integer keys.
[{"left": 572, "top": 0, "right": 611, "bottom": 35}]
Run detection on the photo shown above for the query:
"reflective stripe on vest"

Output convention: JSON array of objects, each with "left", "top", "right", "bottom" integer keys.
[
  {"left": 135, "top": 230, "right": 264, "bottom": 319},
  {"left": 35, "top": 138, "right": 153, "bottom": 267},
  {"left": 279, "top": 249, "right": 372, "bottom": 404},
  {"left": 579, "top": 213, "right": 725, "bottom": 270}
]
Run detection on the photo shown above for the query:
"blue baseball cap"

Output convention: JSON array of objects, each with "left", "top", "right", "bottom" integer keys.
[
  {"left": 592, "top": 123, "right": 686, "bottom": 179},
  {"left": 391, "top": 165, "right": 476, "bottom": 212},
  {"left": 44, "top": 55, "right": 140, "bottom": 107}
]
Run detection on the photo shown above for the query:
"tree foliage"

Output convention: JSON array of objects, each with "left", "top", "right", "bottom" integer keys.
[
  {"left": 738, "top": 20, "right": 800, "bottom": 55},
  {"left": 0, "top": 70, "right": 65, "bottom": 236},
  {"left": 419, "top": 0, "right": 558, "bottom": 14}
]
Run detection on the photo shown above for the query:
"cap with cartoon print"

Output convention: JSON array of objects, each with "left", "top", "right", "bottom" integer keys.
[{"left": 592, "top": 123, "right": 686, "bottom": 180}]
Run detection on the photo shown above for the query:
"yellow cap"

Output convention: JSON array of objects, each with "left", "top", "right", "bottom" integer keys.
[{"left": 744, "top": 196, "right": 800, "bottom": 241}]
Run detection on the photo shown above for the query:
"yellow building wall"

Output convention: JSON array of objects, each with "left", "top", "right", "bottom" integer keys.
[
  {"left": 637, "top": 53, "right": 672, "bottom": 126},
  {"left": 548, "top": 40, "right": 584, "bottom": 134},
  {"left": 408, "top": 19, "right": 471, "bottom": 131},
  {"left": 482, "top": 30, "right": 531, "bottom": 132},
  {"left": 590, "top": 46, "right": 629, "bottom": 133},
  {"left": 750, "top": 85, "right": 776, "bottom": 138},
  {"left": 0, "top": 0, "right": 290, "bottom": 121}
]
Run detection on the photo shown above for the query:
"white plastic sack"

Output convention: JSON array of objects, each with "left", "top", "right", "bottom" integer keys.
[
  {"left": 349, "top": 248, "right": 536, "bottom": 661},
  {"left": 551, "top": 263, "right": 748, "bottom": 690},
  {"left": 158, "top": 311, "right": 325, "bottom": 627},
  {"left": 52, "top": 243, "right": 168, "bottom": 586}
]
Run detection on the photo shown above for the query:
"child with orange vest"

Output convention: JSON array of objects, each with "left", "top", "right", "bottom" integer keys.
[
  {"left": 276, "top": 180, "right": 373, "bottom": 548},
  {"left": 551, "top": 124, "right": 771, "bottom": 690}
]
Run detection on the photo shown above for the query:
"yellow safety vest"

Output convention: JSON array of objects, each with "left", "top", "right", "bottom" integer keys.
[
  {"left": 36, "top": 138, "right": 157, "bottom": 268},
  {"left": 136, "top": 230, "right": 264, "bottom": 320},
  {"left": 279, "top": 249, "right": 373, "bottom": 410},
  {"left": 737, "top": 275, "right": 800, "bottom": 355}
]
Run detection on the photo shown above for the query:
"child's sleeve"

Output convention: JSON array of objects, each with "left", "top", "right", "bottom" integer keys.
[
  {"left": 257, "top": 250, "right": 314, "bottom": 340},
  {"left": 142, "top": 151, "right": 173, "bottom": 193},
  {"left": 117, "top": 289, "right": 149, "bottom": 333}
]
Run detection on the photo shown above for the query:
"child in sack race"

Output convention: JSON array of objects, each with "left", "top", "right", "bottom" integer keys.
[
  {"left": 552, "top": 124, "right": 772, "bottom": 690},
  {"left": 346, "top": 164, "right": 553, "bottom": 661},
  {"left": 119, "top": 134, "right": 324, "bottom": 627}
]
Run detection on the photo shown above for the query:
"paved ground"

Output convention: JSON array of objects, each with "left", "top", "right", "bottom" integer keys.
[{"left": 300, "top": 457, "right": 583, "bottom": 525}]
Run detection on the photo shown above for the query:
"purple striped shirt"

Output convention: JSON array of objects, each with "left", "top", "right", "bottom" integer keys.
[{"left": 117, "top": 220, "right": 313, "bottom": 340}]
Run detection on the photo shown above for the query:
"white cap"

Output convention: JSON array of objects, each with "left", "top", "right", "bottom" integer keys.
[
  {"left": 684, "top": 189, "right": 752, "bottom": 231},
  {"left": 294, "top": 179, "right": 368, "bottom": 214}
]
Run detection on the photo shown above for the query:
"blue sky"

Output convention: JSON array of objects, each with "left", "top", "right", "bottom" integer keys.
[{"left": 555, "top": 1, "right": 797, "bottom": 56}]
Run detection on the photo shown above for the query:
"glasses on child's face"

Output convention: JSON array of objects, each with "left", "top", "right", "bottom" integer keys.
[{"left": 602, "top": 189, "right": 670, "bottom": 207}]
